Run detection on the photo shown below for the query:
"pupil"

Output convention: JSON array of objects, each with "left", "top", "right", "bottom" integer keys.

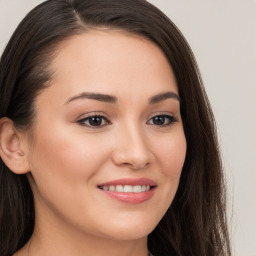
[
  {"left": 153, "top": 116, "right": 165, "bottom": 125},
  {"left": 89, "top": 117, "right": 102, "bottom": 126}
]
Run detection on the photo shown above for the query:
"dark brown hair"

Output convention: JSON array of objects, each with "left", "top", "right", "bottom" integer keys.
[{"left": 0, "top": 0, "right": 231, "bottom": 255}]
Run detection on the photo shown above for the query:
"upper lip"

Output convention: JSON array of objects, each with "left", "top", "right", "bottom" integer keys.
[{"left": 97, "top": 178, "right": 157, "bottom": 187}]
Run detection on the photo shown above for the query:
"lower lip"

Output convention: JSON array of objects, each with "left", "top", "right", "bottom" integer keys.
[{"left": 100, "top": 188, "right": 156, "bottom": 204}]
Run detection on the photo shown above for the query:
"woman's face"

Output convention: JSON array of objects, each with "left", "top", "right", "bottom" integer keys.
[{"left": 26, "top": 30, "right": 186, "bottom": 241}]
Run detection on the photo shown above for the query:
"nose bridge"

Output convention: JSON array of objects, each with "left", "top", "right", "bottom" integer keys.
[{"left": 112, "top": 120, "right": 154, "bottom": 169}]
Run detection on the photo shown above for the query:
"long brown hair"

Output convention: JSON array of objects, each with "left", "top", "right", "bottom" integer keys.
[{"left": 0, "top": 0, "right": 231, "bottom": 255}]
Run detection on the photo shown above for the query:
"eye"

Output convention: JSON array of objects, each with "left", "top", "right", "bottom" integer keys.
[
  {"left": 77, "top": 115, "right": 111, "bottom": 128},
  {"left": 147, "top": 115, "right": 177, "bottom": 127}
]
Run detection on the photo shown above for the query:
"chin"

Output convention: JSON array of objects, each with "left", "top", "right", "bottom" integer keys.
[{"left": 96, "top": 217, "right": 158, "bottom": 241}]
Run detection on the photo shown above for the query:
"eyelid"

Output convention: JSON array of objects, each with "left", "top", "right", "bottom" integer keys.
[
  {"left": 76, "top": 111, "right": 110, "bottom": 121},
  {"left": 147, "top": 111, "right": 176, "bottom": 120},
  {"left": 146, "top": 112, "right": 178, "bottom": 127},
  {"left": 76, "top": 112, "right": 111, "bottom": 128}
]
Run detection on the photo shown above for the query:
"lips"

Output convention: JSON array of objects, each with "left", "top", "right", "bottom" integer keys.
[
  {"left": 97, "top": 178, "right": 157, "bottom": 204},
  {"left": 99, "top": 184, "right": 151, "bottom": 193}
]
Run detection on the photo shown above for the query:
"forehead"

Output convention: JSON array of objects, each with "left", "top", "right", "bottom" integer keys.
[{"left": 41, "top": 29, "right": 178, "bottom": 105}]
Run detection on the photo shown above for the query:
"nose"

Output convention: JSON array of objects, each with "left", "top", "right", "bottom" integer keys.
[{"left": 111, "top": 125, "right": 155, "bottom": 170}]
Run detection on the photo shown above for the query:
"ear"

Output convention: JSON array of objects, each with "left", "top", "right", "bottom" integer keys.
[{"left": 0, "top": 117, "right": 30, "bottom": 174}]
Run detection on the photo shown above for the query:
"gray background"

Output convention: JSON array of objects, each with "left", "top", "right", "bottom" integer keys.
[{"left": 0, "top": 0, "right": 255, "bottom": 255}]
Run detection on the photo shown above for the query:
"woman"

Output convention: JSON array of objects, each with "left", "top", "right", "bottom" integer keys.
[{"left": 0, "top": 0, "right": 231, "bottom": 255}]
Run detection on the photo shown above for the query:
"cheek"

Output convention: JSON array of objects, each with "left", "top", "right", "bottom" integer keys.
[
  {"left": 152, "top": 130, "right": 187, "bottom": 200},
  {"left": 157, "top": 132, "right": 186, "bottom": 175},
  {"left": 27, "top": 125, "right": 113, "bottom": 226},
  {"left": 28, "top": 124, "right": 111, "bottom": 189},
  {"left": 143, "top": 130, "right": 186, "bottom": 224}
]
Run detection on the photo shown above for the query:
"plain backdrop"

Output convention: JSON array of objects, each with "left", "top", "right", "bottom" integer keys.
[{"left": 0, "top": 0, "right": 255, "bottom": 255}]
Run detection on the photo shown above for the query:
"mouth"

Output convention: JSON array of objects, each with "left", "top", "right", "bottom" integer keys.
[
  {"left": 97, "top": 178, "right": 157, "bottom": 203},
  {"left": 98, "top": 184, "right": 155, "bottom": 193}
]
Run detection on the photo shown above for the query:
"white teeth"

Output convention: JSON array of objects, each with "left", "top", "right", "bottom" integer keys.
[
  {"left": 124, "top": 185, "right": 133, "bottom": 192},
  {"left": 133, "top": 185, "right": 142, "bottom": 192},
  {"left": 116, "top": 185, "right": 123, "bottom": 192},
  {"left": 100, "top": 185, "right": 151, "bottom": 193}
]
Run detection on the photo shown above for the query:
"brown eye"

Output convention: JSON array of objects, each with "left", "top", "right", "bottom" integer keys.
[
  {"left": 78, "top": 115, "right": 110, "bottom": 128},
  {"left": 88, "top": 117, "right": 103, "bottom": 126},
  {"left": 148, "top": 115, "right": 177, "bottom": 127},
  {"left": 152, "top": 116, "right": 165, "bottom": 125}
]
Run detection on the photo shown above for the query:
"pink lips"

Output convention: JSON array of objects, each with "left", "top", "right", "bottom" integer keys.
[{"left": 97, "top": 178, "right": 157, "bottom": 204}]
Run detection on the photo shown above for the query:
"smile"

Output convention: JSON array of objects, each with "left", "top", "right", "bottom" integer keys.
[
  {"left": 98, "top": 185, "right": 151, "bottom": 193},
  {"left": 97, "top": 178, "right": 157, "bottom": 203}
]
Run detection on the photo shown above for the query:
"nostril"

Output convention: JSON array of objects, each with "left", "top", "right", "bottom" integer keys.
[{"left": 111, "top": 145, "right": 155, "bottom": 170}]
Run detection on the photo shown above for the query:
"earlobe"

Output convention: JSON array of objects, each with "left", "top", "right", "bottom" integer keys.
[{"left": 0, "top": 117, "right": 30, "bottom": 174}]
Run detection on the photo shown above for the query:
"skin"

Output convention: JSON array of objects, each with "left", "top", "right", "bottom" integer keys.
[{"left": 5, "top": 30, "right": 187, "bottom": 256}]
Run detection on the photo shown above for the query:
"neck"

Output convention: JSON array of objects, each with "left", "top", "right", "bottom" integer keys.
[
  {"left": 25, "top": 211, "right": 149, "bottom": 256},
  {"left": 28, "top": 231, "right": 148, "bottom": 256}
]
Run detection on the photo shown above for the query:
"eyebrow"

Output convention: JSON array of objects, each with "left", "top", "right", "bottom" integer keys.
[
  {"left": 65, "top": 91, "right": 180, "bottom": 105},
  {"left": 149, "top": 91, "right": 180, "bottom": 104},
  {"left": 65, "top": 92, "right": 117, "bottom": 104}
]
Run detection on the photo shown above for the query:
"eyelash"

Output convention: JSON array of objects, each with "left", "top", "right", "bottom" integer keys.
[
  {"left": 146, "top": 114, "right": 177, "bottom": 127},
  {"left": 77, "top": 114, "right": 111, "bottom": 128},
  {"left": 77, "top": 114, "right": 177, "bottom": 128}
]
